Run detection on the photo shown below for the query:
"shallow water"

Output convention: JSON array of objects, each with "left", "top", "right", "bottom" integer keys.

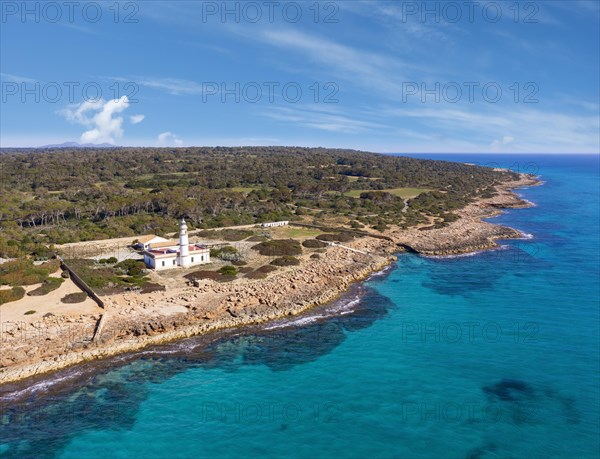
[{"left": 0, "top": 154, "right": 598, "bottom": 459}]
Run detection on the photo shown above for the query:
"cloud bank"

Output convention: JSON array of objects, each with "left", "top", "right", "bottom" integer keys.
[{"left": 61, "top": 96, "right": 131, "bottom": 144}]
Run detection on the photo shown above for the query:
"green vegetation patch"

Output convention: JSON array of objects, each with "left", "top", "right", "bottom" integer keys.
[
  {"left": 347, "top": 187, "right": 432, "bottom": 199},
  {"left": 210, "top": 245, "right": 241, "bottom": 262},
  {"left": 251, "top": 239, "right": 302, "bottom": 256},
  {"left": 315, "top": 233, "right": 355, "bottom": 243},
  {"left": 302, "top": 239, "right": 328, "bottom": 248},
  {"left": 270, "top": 256, "right": 300, "bottom": 267},
  {"left": 0, "top": 259, "right": 60, "bottom": 287},
  {"left": 185, "top": 268, "right": 237, "bottom": 283},
  {"left": 115, "top": 259, "right": 147, "bottom": 277},
  {"left": 65, "top": 259, "right": 151, "bottom": 295},
  {"left": 218, "top": 265, "right": 238, "bottom": 276},
  {"left": 0, "top": 147, "right": 517, "bottom": 251},
  {"left": 275, "top": 227, "right": 322, "bottom": 238},
  {"left": 244, "top": 264, "right": 278, "bottom": 280},
  {"left": 27, "top": 277, "right": 65, "bottom": 296},
  {"left": 0, "top": 286, "right": 26, "bottom": 305},
  {"left": 196, "top": 229, "right": 254, "bottom": 241},
  {"left": 61, "top": 292, "right": 88, "bottom": 303},
  {"left": 185, "top": 270, "right": 221, "bottom": 281}
]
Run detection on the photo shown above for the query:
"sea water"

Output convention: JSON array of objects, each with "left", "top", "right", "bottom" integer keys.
[{"left": 0, "top": 154, "right": 598, "bottom": 459}]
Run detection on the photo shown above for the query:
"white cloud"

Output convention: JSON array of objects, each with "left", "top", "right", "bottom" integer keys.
[
  {"left": 0, "top": 73, "right": 36, "bottom": 83},
  {"left": 107, "top": 76, "right": 203, "bottom": 95},
  {"left": 264, "top": 105, "right": 390, "bottom": 134},
  {"left": 378, "top": 105, "right": 600, "bottom": 153},
  {"left": 130, "top": 114, "right": 145, "bottom": 124},
  {"left": 491, "top": 135, "right": 515, "bottom": 150},
  {"left": 252, "top": 29, "right": 414, "bottom": 96},
  {"left": 157, "top": 132, "right": 183, "bottom": 146},
  {"left": 61, "top": 96, "right": 130, "bottom": 144}
]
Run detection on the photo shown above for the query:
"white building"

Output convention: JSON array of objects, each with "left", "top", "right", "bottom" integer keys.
[
  {"left": 134, "top": 235, "right": 170, "bottom": 250},
  {"left": 261, "top": 221, "right": 289, "bottom": 228},
  {"left": 143, "top": 219, "right": 210, "bottom": 270}
]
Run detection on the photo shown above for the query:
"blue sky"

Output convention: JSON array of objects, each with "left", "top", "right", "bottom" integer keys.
[{"left": 1, "top": 0, "right": 599, "bottom": 152}]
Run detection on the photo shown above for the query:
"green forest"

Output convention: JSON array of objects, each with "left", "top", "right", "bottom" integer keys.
[{"left": 0, "top": 147, "right": 517, "bottom": 258}]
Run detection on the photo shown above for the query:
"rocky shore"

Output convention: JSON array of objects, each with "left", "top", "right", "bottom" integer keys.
[
  {"left": 392, "top": 173, "right": 540, "bottom": 255},
  {"left": 0, "top": 173, "right": 540, "bottom": 385}
]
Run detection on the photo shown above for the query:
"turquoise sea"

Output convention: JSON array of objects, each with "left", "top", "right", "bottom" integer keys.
[{"left": 1, "top": 154, "right": 598, "bottom": 459}]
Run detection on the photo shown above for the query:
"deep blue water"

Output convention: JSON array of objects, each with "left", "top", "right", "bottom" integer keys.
[{"left": 1, "top": 154, "right": 598, "bottom": 459}]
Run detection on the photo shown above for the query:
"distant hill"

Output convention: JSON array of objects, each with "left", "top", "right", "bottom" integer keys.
[{"left": 37, "top": 142, "right": 118, "bottom": 149}]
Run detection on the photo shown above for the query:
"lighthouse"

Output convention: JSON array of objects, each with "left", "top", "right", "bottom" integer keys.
[{"left": 179, "top": 218, "right": 190, "bottom": 267}]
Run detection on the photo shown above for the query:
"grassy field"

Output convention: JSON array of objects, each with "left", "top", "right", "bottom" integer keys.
[
  {"left": 272, "top": 227, "right": 323, "bottom": 238},
  {"left": 346, "top": 176, "right": 382, "bottom": 182},
  {"left": 229, "top": 186, "right": 273, "bottom": 193},
  {"left": 329, "top": 187, "right": 433, "bottom": 199}
]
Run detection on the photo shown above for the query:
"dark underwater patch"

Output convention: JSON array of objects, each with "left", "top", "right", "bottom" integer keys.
[
  {"left": 464, "top": 442, "right": 497, "bottom": 459},
  {"left": 207, "top": 286, "right": 395, "bottom": 371},
  {"left": 0, "top": 284, "right": 395, "bottom": 458},
  {"left": 483, "top": 378, "right": 534, "bottom": 402},
  {"left": 421, "top": 242, "right": 545, "bottom": 297}
]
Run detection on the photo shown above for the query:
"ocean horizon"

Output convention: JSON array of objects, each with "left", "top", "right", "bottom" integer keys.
[{"left": 1, "top": 153, "right": 598, "bottom": 459}]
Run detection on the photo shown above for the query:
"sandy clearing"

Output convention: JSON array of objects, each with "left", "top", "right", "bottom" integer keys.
[{"left": 0, "top": 277, "right": 101, "bottom": 325}]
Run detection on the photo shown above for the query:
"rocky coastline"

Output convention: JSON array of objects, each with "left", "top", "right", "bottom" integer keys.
[{"left": 0, "top": 173, "right": 540, "bottom": 385}]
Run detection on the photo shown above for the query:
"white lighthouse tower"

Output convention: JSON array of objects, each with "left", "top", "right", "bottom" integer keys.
[{"left": 179, "top": 218, "right": 190, "bottom": 268}]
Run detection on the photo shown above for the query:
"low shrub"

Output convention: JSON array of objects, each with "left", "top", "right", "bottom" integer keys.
[
  {"left": 316, "top": 233, "right": 354, "bottom": 243},
  {"left": 185, "top": 270, "right": 221, "bottom": 281},
  {"left": 27, "top": 277, "right": 64, "bottom": 296},
  {"left": 310, "top": 253, "right": 321, "bottom": 259},
  {"left": 251, "top": 239, "right": 302, "bottom": 256},
  {"left": 373, "top": 222, "right": 389, "bottom": 232},
  {"left": 246, "top": 235, "right": 268, "bottom": 242},
  {"left": 24, "top": 310, "right": 36, "bottom": 315},
  {"left": 140, "top": 282, "right": 166, "bottom": 294},
  {"left": 219, "top": 265, "right": 238, "bottom": 276},
  {"left": 256, "top": 265, "right": 278, "bottom": 274},
  {"left": 0, "top": 259, "right": 60, "bottom": 287},
  {"left": 0, "top": 286, "right": 26, "bottom": 305},
  {"left": 302, "top": 239, "right": 327, "bottom": 248},
  {"left": 61, "top": 292, "right": 88, "bottom": 303},
  {"left": 211, "top": 246, "right": 241, "bottom": 262},
  {"left": 270, "top": 256, "right": 300, "bottom": 267},
  {"left": 115, "top": 259, "right": 147, "bottom": 277}
]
